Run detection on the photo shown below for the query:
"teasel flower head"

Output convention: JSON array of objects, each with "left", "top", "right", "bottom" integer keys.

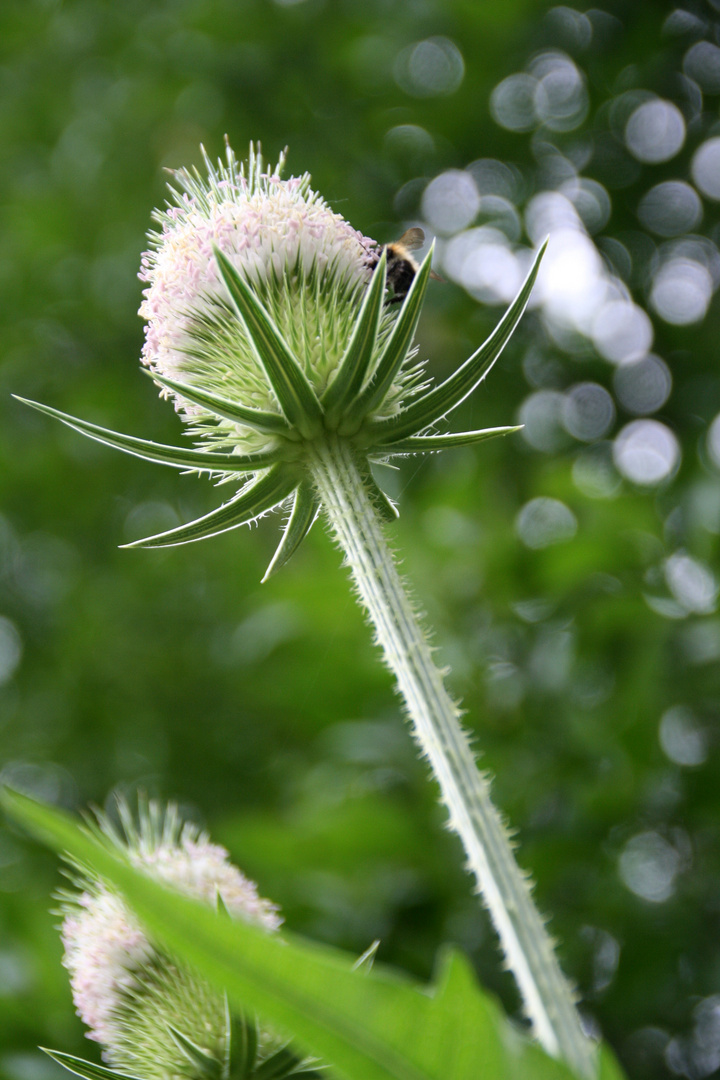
[
  {"left": 48, "top": 797, "right": 288, "bottom": 1080},
  {"left": 17, "top": 140, "right": 544, "bottom": 580}
]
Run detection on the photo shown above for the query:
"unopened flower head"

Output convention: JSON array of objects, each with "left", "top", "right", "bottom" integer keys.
[{"left": 59, "top": 798, "right": 279, "bottom": 1077}]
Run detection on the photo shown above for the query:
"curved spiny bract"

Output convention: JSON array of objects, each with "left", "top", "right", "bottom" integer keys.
[
  {"left": 214, "top": 247, "right": 324, "bottom": 440},
  {"left": 262, "top": 481, "right": 320, "bottom": 582},
  {"left": 362, "top": 241, "right": 546, "bottom": 446},
  {"left": 337, "top": 247, "right": 434, "bottom": 436},
  {"left": 145, "top": 372, "right": 296, "bottom": 438},
  {"left": 14, "top": 397, "right": 288, "bottom": 472},
  {"left": 121, "top": 465, "right": 299, "bottom": 549}
]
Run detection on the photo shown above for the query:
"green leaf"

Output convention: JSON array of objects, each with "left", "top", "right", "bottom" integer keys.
[
  {"left": 146, "top": 372, "right": 297, "bottom": 438},
  {"left": 121, "top": 465, "right": 298, "bottom": 548},
  {"left": 214, "top": 247, "right": 324, "bottom": 439},
  {"left": 168, "top": 1025, "right": 223, "bottom": 1079},
  {"left": 262, "top": 480, "right": 319, "bottom": 582},
  {"left": 598, "top": 1047, "right": 627, "bottom": 1080},
  {"left": 2, "top": 790, "right": 607, "bottom": 1080},
  {"left": 339, "top": 248, "right": 434, "bottom": 435},
  {"left": 13, "top": 397, "right": 286, "bottom": 473},
  {"left": 379, "top": 427, "right": 522, "bottom": 454},
  {"left": 40, "top": 1049, "right": 142, "bottom": 1080},
  {"left": 322, "top": 250, "right": 387, "bottom": 426},
  {"left": 365, "top": 241, "right": 546, "bottom": 445}
]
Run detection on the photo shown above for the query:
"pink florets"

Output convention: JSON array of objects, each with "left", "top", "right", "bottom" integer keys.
[
  {"left": 130, "top": 830, "right": 281, "bottom": 929},
  {"left": 61, "top": 889, "right": 153, "bottom": 1047},
  {"left": 138, "top": 149, "right": 376, "bottom": 389}
]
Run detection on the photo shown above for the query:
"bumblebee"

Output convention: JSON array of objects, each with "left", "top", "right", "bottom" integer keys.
[{"left": 377, "top": 227, "right": 443, "bottom": 303}]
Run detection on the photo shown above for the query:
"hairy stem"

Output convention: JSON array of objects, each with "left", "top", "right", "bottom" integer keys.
[{"left": 308, "top": 435, "right": 596, "bottom": 1080}]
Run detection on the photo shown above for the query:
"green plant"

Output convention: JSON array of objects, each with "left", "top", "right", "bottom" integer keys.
[{"left": 5, "top": 143, "right": 625, "bottom": 1080}]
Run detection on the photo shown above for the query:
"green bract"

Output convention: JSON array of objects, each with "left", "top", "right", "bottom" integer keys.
[{"left": 17, "top": 144, "right": 544, "bottom": 579}]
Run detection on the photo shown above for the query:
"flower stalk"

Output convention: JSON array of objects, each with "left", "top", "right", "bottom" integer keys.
[{"left": 308, "top": 435, "right": 595, "bottom": 1080}]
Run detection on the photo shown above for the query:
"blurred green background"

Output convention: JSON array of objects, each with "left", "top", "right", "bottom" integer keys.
[{"left": 2, "top": 1, "right": 720, "bottom": 1078}]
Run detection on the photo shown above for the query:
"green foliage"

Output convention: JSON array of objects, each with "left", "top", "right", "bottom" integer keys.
[
  {"left": 2, "top": 3, "right": 720, "bottom": 1080},
  {"left": 4, "top": 789, "right": 627, "bottom": 1080}
]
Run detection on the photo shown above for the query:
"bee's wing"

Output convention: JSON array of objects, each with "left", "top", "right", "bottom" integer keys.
[{"left": 396, "top": 227, "right": 425, "bottom": 250}]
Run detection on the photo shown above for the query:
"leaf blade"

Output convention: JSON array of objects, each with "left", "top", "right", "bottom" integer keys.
[
  {"left": 40, "top": 1049, "right": 143, "bottom": 1080},
  {"left": 355, "top": 457, "right": 399, "bottom": 523},
  {"left": 168, "top": 1025, "right": 223, "bottom": 1079},
  {"left": 2, "top": 790, "right": 598, "bottom": 1080}
]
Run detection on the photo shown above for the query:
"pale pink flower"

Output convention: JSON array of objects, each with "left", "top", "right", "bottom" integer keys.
[{"left": 59, "top": 799, "right": 279, "bottom": 1062}]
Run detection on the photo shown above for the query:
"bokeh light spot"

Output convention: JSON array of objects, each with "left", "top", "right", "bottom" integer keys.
[
  {"left": 531, "top": 51, "right": 588, "bottom": 132},
  {"left": 665, "top": 552, "right": 718, "bottom": 614},
  {"left": 560, "top": 177, "right": 611, "bottom": 234},
  {"left": 516, "top": 497, "right": 577, "bottom": 549},
  {"left": 650, "top": 258, "right": 713, "bottom": 325},
  {"left": 683, "top": 40, "right": 720, "bottom": 94},
  {"left": 465, "top": 244, "right": 522, "bottom": 302},
  {"left": 707, "top": 412, "right": 720, "bottom": 470},
  {"left": 394, "top": 37, "right": 465, "bottom": 98},
  {"left": 545, "top": 6, "right": 593, "bottom": 51},
  {"left": 692, "top": 137, "right": 720, "bottom": 200},
  {"left": 532, "top": 222, "right": 608, "bottom": 332},
  {"left": 572, "top": 443, "right": 621, "bottom": 498},
  {"left": 467, "top": 158, "right": 523, "bottom": 202},
  {"left": 421, "top": 170, "right": 481, "bottom": 235},
  {"left": 659, "top": 706, "right": 708, "bottom": 767},
  {"left": 0, "top": 618, "right": 22, "bottom": 686},
  {"left": 384, "top": 124, "right": 435, "bottom": 160},
  {"left": 625, "top": 99, "right": 685, "bottom": 163},
  {"left": 490, "top": 73, "right": 538, "bottom": 132},
  {"left": 613, "top": 420, "right": 680, "bottom": 484},
  {"left": 681, "top": 620, "right": 720, "bottom": 665},
  {"left": 619, "top": 831, "right": 681, "bottom": 903},
  {"left": 562, "top": 382, "right": 615, "bottom": 441},
  {"left": 637, "top": 181, "right": 702, "bottom": 237},
  {"left": 665, "top": 995, "right": 720, "bottom": 1080},
  {"left": 476, "top": 195, "right": 522, "bottom": 241},
  {"left": 518, "top": 390, "right": 567, "bottom": 452},
  {"left": 613, "top": 354, "right": 672, "bottom": 415},
  {"left": 592, "top": 300, "right": 653, "bottom": 363}
]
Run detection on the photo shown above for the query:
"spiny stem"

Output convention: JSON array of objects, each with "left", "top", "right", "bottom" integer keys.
[{"left": 308, "top": 435, "right": 596, "bottom": 1080}]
